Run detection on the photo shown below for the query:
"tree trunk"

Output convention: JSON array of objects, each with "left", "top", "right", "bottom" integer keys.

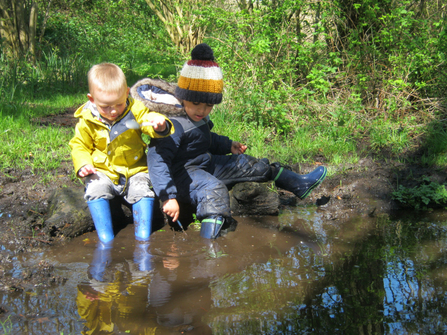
[{"left": 0, "top": 0, "right": 38, "bottom": 61}]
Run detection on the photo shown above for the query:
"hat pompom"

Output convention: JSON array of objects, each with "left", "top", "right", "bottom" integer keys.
[{"left": 191, "top": 43, "right": 214, "bottom": 61}]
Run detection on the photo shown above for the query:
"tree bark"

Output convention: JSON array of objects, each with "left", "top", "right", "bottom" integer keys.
[{"left": 0, "top": 0, "right": 38, "bottom": 61}]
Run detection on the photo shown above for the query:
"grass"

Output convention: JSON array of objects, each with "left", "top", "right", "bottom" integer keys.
[
  {"left": 0, "top": 315, "right": 12, "bottom": 334},
  {"left": 0, "top": 95, "right": 80, "bottom": 181}
]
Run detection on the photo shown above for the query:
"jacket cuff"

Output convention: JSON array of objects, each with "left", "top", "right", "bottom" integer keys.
[
  {"left": 155, "top": 122, "right": 172, "bottom": 136},
  {"left": 160, "top": 193, "right": 176, "bottom": 203}
]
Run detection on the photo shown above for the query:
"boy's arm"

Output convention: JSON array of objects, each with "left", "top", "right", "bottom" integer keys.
[
  {"left": 206, "top": 119, "right": 233, "bottom": 155},
  {"left": 147, "top": 119, "right": 183, "bottom": 202},
  {"left": 209, "top": 132, "right": 233, "bottom": 155},
  {"left": 69, "top": 122, "right": 96, "bottom": 177}
]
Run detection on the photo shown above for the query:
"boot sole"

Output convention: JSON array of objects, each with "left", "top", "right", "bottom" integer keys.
[{"left": 298, "top": 167, "right": 328, "bottom": 200}]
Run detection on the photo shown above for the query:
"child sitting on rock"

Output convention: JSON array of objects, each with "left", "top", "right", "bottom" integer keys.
[
  {"left": 131, "top": 44, "right": 327, "bottom": 239},
  {"left": 69, "top": 62, "right": 174, "bottom": 243}
]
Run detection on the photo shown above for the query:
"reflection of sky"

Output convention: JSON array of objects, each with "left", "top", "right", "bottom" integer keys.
[
  {"left": 382, "top": 250, "right": 447, "bottom": 334},
  {"left": 384, "top": 259, "right": 417, "bottom": 315},
  {"left": 383, "top": 258, "right": 417, "bottom": 334},
  {"left": 284, "top": 212, "right": 447, "bottom": 334},
  {"left": 321, "top": 286, "right": 343, "bottom": 318}
]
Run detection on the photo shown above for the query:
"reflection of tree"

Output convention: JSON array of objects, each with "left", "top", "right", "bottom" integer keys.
[
  {"left": 328, "top": 233, "right": 386, "bottom": 334},
  {"left": 205, "top": 218, "right": 389, "bottom": 334},
  {"left": 379, "top": 217, "right": 447, "bottom": 334}
]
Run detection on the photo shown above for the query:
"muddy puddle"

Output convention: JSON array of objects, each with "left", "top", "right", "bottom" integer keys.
[{"left": 1, "top": 204, "right": 447, "bottom": 334}]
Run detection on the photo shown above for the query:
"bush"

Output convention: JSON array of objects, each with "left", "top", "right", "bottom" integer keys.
[{"left": 392, "top": 176, "right": 447, "bottom": 210}]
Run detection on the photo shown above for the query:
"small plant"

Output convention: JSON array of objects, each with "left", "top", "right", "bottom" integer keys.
[
  {"left": 392, "top": 176, "right": 447, "bottom": 210},
  {"left": 1, "top": 315, "right": 13, "bottom": 334},
  {"left": 191, "top": 214, "right": 201, "bottom": 226}
]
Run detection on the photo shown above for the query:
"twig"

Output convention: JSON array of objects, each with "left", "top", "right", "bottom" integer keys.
[{"left": 22, "top": 237, "right": 51, "bottom": 244}]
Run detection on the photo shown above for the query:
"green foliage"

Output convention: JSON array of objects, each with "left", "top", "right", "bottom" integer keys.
[
  {"left": 0, "top": 315, "right": 12, "bottom": 334},
  {"left": 226, "top": 87, "right": 291, "bottom": 134},
  {"left": 392, "top": 176, "right": 447, "bottom": 210}
]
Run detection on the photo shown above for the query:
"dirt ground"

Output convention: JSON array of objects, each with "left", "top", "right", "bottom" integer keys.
[{"left": 1, "top": 110, "right": 446, "bottom": 303}]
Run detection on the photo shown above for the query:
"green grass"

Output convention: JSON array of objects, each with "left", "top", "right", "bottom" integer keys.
[
  {"left": 0, "top": 315, "right": 12, "bottom": 334},
  {"left": 0, "top": 101, "right": 75, "bottom": 179}
]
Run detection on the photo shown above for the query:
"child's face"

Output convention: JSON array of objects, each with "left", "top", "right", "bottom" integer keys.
[
  {"left": 87, "top": 87, "right": 130, "bottom": 123},
  {"left": 183, "top": 101, "right": 214, "bottom": 122}
]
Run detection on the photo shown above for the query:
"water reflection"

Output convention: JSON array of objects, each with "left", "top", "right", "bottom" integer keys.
[
  {"left": 2, "top": 208, "right": 447, "bottom": 334},
  {"left": 76, "top": 239, "right": 209, "bottom": 334}
]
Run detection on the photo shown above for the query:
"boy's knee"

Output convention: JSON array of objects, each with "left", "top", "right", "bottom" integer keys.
[
  {"left": 237, "top": 155, "right": 272, "bottom": 179},
  {"left": 196, "top": 182, "right": 231, "bottom": 219},
  {"left": 84, "top": 174, "right": 115, "bottom": 201}
]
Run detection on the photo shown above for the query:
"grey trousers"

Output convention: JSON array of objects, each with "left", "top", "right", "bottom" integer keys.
[{"left": 84, "top": 171, "right": 154, "bottom": 204}]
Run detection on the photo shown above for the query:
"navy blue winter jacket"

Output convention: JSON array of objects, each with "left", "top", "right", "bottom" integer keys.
[{"left": 148, "top": 115, "right": 232, "bottom": 202}]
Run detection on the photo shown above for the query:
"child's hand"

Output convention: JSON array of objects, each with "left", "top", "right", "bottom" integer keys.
[
  {"left": 162, "top": 198, "right": 180, "bottom": 222},
  {"left": 149, "top": 114, "right": 167, "bottom": 132},
  {"left": 231, "top": 141, "right": 247, "bottom": 155},
  {"left": 78, "top": 164, "right": 96, "bottom": 177}
]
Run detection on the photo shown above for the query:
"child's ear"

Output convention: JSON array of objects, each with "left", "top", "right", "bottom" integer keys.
[{"left": 87, "top": 93, "right": 94, "bottom": 103}]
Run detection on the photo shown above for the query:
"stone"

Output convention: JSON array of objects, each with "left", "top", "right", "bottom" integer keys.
[{"left": 230, "top": 181, "right": 280, "bottom": 216}]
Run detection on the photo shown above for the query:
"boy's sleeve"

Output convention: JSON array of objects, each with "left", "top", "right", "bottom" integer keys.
[
  {"left": 147, "top": 119, "right": 183, "bottom": 202},
  {"left": 207, "top": 120, "right": 233, "bottom": 155},
  {"left": 69, "top": 121, "right": 95, "bottom": 175},
  {"left": 138, "top": 111, "right": 175, "bottom": 139}
]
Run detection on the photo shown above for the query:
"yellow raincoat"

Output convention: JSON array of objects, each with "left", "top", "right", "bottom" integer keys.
[{"left": 69, "top": 97, "right": 174, "bottom": 185}]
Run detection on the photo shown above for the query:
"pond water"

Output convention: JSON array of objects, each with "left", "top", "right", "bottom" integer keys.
[{"left": 1, "top": 204, "right": 447, "bottom": 334}]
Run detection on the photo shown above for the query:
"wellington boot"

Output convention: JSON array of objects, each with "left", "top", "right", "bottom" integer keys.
[
  {"left": 200, "top": 215, "right": 224, "bottom": 239},
  {"left": 133, "top": 197, "right": 154, "bottom": 241},
  {"left": 88, "top": 240, "right": 113, "bottom": 282},
  {"left": 133, "top": 241, "right": 153, "bottom": 272},
  {"left": 87, "top": 198, "right": 114, "bottom": 243},
  {"left": 272, "top": 164, "right": 327, "bottom": 199}
]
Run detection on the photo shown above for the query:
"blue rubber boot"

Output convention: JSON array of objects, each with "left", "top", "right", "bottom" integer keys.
[
  {"left": 133, "top": 241, "right": 153, "bottom": 272},
  {"left": 133, "top": 197, "right": 154, "bottom": 241},
  {"left": 88, "top": 241, "right": 113, "bottom": 281},
  {"left": 87, "top": 198, "right": 114, "bottom": 243},
  {"left": 200, "top": 215, "right": 224, "bottom": 239},
  {"left": 272, "top": 164, "right": 327, "bottom": 199}
]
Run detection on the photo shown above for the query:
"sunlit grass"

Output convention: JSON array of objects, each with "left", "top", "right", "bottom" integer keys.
[{"left": 0, "top": 107, "right": 73, "bottom": 174}]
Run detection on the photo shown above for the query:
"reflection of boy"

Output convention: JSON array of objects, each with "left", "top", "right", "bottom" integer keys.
[
  {"left": 69, "top": 63, "right": 174, "bottom": 243},
  {"left": 147, "top": 44, "right": 327, "bottom": 239}
]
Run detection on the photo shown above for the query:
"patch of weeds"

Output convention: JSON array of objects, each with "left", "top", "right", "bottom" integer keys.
[
  {"left": 392, "top": 176, "right": 447, "bottom": 210},
  {"left": 0, "top": 315, "right": 13, "bottom": 334}
]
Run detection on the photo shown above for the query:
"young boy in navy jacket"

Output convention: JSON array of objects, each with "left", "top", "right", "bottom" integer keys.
[{"left": 143, "top": 44, "right": 327, "bottom": 239}]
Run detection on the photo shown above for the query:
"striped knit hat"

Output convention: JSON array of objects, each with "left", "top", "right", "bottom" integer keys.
[{"left": 175, "top": 43, "right": 223, "bottom": 104}]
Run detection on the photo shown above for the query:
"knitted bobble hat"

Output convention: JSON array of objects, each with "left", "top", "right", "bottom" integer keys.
[{"left": 175, "top": 43, "right": 223, "bottom": 104}]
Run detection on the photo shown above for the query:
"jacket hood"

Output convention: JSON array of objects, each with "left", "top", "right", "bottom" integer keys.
[{"left": 130, "top": 78, "right": 185, "bottom": 117}]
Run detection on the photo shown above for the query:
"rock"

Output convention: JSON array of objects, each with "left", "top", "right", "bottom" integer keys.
[
  {"left": 230, "top": 181, "right": 280, "bottom": 216},
  {"left": 43, "top": 181, "right": 282, "bottom": 239},
  {"left": 44, "top": 187, "right": 94, "bottom": 239}
]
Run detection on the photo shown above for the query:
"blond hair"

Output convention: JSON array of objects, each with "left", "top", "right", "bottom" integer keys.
[{"left": 88, "top": 63, "right": 127, "bottom": 95}]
